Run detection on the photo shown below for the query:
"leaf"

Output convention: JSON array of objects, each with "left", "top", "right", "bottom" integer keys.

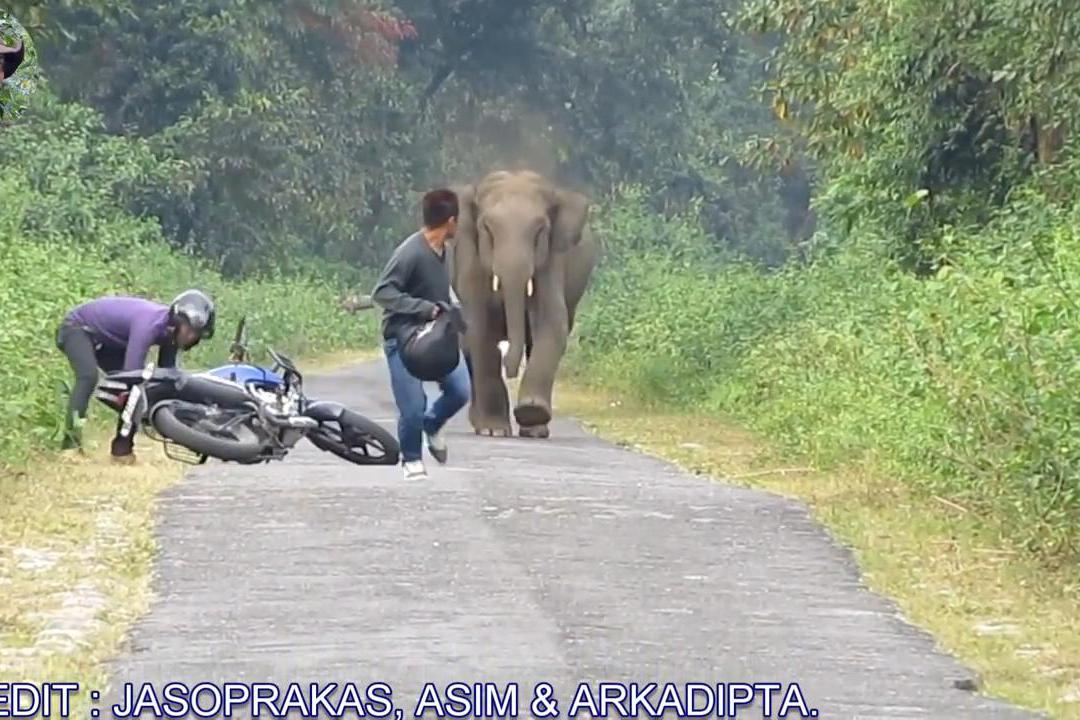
[
  {"left": 905, "top": 189, "right": 931, "bottom": 209},
  {"left": 773, "top": 97, "right": 789, "bottom": 120}
]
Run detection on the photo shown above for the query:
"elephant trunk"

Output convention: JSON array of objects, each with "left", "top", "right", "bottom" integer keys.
[{"left": 499, "top": 272, "right": 530, "bottom": 379}]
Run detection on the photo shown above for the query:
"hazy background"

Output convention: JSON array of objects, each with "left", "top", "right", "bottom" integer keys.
[{"left": 3, "top": 0, "right": 809, "bottom": 278}]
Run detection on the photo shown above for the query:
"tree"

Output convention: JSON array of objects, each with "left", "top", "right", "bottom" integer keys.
[
  {"left": 739, "top": 0, "right": 1080, "bottom": 269},
  {"left": 21, "top": 0, "right": 807, "bottom": 270},
  {"left": 396, "top": 0, "right": 801, "bottom": 263},
  {"left": 36, "top": 0, "right": 429, "bottom": 275}
]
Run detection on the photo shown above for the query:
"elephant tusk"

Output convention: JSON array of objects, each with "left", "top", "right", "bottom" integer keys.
[
  {"left": 527, "top": 278, "right": 534, "bottom": 297},
  {"left": 492, "top": 275, "right": 500, "bottom": 293}
]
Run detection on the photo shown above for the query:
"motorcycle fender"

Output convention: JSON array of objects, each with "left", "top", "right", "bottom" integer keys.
[{"left": 303, "top": 400, "right": 347, "bottom": 424}]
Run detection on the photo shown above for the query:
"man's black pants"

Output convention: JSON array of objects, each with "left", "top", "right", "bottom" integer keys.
[{"left": 55, "top": 323, "right": 134, "bottom": 455}]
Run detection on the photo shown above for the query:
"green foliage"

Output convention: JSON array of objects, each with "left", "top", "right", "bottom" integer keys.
[
  {"left": 402, "top": 0, "right": 801, "bottom": 264},
  {"left": 739, "top": 0, "right": 1080, "bottom": 270},
  {"left": 574, "top": 186, "right": 1080, "bottom": 558},
  {"left": 18, "top": 0, "right": 802, "bottom": 274},
  {"left": 0, "top": 106, "right": 378, "bottom": 468},
  {"left": 0, "top": 88, "right": 182, "bottom": 238},
  {"left": 34, "top": 1, "right": 428, "bottom": 277}
]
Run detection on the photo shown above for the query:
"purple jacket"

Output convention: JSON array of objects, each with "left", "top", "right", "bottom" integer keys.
[{"left": 65, "top": 296, "right": 175, "bottom": 371}]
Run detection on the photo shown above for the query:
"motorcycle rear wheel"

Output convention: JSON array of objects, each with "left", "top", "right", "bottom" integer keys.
[
  {"left": 307, "top": 409, "right": 400, "bottom": 466},
  {"left": 152, "top": 403, "right": 264, "bottom": 462}
]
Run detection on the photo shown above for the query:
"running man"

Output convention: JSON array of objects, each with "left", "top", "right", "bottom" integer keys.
[{"left": 372, "top": 189, "right": 471, "bottom": 480}]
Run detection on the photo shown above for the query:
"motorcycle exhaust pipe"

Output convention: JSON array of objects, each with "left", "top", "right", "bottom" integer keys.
[
  {"left": 260, "top": 411, "right": 318, "bottom": 430},
  {"left": 286, "top": 417, "right": 319, "bottom": 430}
]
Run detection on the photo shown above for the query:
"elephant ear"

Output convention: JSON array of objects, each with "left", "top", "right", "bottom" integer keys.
[
  {"left": 550, "top": 188, "right": 590, "bottom": 253},
  {"left": 451, "top": 183, "right": 479, "bottom": 250}
]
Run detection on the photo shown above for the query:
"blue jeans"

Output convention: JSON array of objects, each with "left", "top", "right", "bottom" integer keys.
[{"left": 383, "top": 338, "right": 471, "bottom": 463}]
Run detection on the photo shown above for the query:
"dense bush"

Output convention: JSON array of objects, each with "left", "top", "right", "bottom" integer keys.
[{"left": 573, "top": 186, "right": 1080, "bottom": 558}]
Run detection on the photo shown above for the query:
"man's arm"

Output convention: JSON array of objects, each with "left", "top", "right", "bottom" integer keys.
[
  {"left": 156, "top": 342, "right": 179, "bottom": 369},
  {"left": 122, "top": 324, "right": 158, "bottom": 371},
  {"left": 371, "top": 245, "right": 438, "bottom": 318}
]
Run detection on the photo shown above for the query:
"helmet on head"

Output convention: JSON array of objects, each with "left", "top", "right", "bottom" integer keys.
[{"left": 169, "top": 289, "right": 216, "bottom": 345}]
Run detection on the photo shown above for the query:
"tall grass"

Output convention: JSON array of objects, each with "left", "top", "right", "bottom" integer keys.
[{"left": 572, "top": 185, "right": 1080, "bottom": 559}]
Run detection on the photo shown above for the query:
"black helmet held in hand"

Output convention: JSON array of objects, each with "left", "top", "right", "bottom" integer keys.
[
  {"left": 169, "top": 289, "right": 216, "bottom": 350},
  {"left": 397, "top": 304, "right": 465, "bottom": 382}
]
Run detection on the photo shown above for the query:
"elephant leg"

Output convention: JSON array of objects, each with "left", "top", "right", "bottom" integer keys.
[
  {"left": 462, "top": 348, "right": 479, "bottom": 421},
  {"left": 518, "top": 298, "right": 577, "bottom": 439},
  {"left": 467, "top": 323, "right": 512, "bottom": 437},
  {"left": 515, "top": 299, "right": 568, "bottom": 437}
]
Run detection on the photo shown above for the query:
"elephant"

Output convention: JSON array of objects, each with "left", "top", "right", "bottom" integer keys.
[{"left": 449, "top": 169, "right": 598, "bottom": 439}]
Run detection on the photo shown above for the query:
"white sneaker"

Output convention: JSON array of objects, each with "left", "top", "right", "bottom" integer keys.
[
  {"left": 426, "top": 429, "right": 448, "bottom": 464},
  {"left": 403, "top": 460, "right": 428, "bottom": 480}
]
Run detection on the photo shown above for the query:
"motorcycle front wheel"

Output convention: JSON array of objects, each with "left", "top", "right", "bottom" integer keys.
[
  {"left": 151, "top": 403, "right": 265, "bottom": 462},
  {"left": 307, "top": 409, "right": 400, "bottom": 466}
]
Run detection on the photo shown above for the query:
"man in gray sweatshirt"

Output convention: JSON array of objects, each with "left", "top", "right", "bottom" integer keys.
[{"left": 372, "top": 189, "right": 471, "bottom": 480}]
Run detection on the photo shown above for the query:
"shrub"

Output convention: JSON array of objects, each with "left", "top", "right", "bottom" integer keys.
[{"left": 574, "top": 185, "right": 1080, "bottom": 558}]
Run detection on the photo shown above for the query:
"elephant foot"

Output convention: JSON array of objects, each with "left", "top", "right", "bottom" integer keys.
[
  {"left": 475, "top": 426, "right": 512, "bottom": 438},
  {"left": 518, "top": 423, "right": 550, "bottom": 439},
  {"left": 469, "top": 401, "right": 511, "bottom": 437},
  {"left": 514, "top": 398, "right": 552, "bottom": 428},
  {"left": 471, "top": 413, "right": 513, "bottom": 437}
]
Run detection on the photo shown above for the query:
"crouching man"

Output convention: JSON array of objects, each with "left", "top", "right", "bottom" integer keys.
[
  {"left": 372, "top": 189, "right": 471, "bottom": 480},
  {"left": 55, "top": 290, "right": 216, "bottom": 462}
]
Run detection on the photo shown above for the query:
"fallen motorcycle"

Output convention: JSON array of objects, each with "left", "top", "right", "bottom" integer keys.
[{"left": 93, "top": 316, "right": 400, "bottom": 466}]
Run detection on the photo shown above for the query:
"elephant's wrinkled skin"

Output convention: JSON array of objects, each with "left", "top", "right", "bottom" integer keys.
[{"left": 450, "top": 170, "right": 598, "bottom": 438}]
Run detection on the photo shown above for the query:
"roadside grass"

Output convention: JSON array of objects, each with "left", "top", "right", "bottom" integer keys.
[
  {"left": 0, "top": 349, "right": 381, "bottom": 708},
  {"left": 299, "top": 347, "right": 382, "bottom": 373},
  {"left": 0, "top": 424, "right": 180, "bottom": 712},
  {"left": 555, "top": 383, "right": 1080, "bottom": 720}
]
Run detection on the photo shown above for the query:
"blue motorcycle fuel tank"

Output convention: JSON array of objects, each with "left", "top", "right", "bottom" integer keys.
[{"left": 205, "top": 363, "right": 285, "bottom": 389}]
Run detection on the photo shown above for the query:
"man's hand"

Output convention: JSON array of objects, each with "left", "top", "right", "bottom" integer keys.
[
  {"left": 432, "top": 301, "right": 453, "bottom": 319},
  {"left": 432, "top": 301, "right": 466, "bottom": 332},
  {"left": 339, "top": 294, "right": 374, "bottom": 314}
]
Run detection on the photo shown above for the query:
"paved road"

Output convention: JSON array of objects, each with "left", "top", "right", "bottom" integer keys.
[{"left": 101, "top": 361, "right": 1043, "bottom": 719}]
